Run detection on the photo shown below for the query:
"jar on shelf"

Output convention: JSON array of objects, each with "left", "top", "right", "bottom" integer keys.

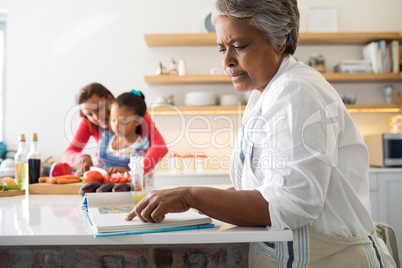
[
  {"left": 308, "top": 54, "right": 326, "bottom": 73},
  {"left": 169, "top": 152, "right": 182, "bottom": 173},
  {"left": 181, "top": 153, "right": 195, "bottom": 173},
  {"left": 389, "top": 115, "right": 402, "bottom": 134},
  {"left": 195, "top": 154, "right": 208, "bottom": 173}
]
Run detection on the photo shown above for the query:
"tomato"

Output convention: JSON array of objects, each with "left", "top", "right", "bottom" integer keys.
[
  {"left": 84, "top": 171, "right": 104, "bottom": 183},
  {"left": 111, "top": 172, "right": 124, "bottom": 183},
  {"left": 103, "top": 174, "right": 111, "bottom": 184},
  {"left": 120, "top": 172, "right": 130, "bottom": 183},
  {"left": 50, "top": 162, "right": 72, "bottom": 177}
]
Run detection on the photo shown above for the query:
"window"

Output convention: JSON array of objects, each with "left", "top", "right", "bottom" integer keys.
[{"left": 0, "top": 13, "right": 6, "bottom": 142}]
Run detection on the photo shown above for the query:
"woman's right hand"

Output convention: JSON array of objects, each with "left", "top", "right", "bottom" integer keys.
[{"left": 75, "top": 154, "right": 93, "bottom": 174}]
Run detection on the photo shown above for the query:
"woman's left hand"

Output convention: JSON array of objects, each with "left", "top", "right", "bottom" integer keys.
[
  {"left": 105, "top": 166, "right": 129, "bottom": 174},
  {"left": 125, "top": 187, "right": 191, "bottom": 223}
]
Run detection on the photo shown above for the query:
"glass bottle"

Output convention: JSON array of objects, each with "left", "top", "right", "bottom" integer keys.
[
  {"left": 129, "top": 156, "right": 144, "bottom": 191},
  {"left": 129, "top": 155, "right": 147, "bottom": 205},
  {"left": 316, "top": 54, "right": 326, "bottom": 73},
  {"left": 27, "top": 133, "right": 41, "bottom": 184},
  {"left": 14, "top": 134, "right": 28, "bottom": 189}
]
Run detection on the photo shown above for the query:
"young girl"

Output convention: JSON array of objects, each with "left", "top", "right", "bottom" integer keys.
[
  {"left": 98, "top": 90, "right": 151, "bottom": 176},
  {"left": 63, "top": 83, "right": 168, "bottom": 175}
]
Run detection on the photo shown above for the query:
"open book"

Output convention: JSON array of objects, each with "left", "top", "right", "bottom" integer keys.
[{"left": 82, "top": 192, "right": 213, "bottom": 237}]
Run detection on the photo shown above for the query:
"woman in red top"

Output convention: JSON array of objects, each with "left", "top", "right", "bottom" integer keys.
[{"left": 63, "top": 83, "right": 168, "bottom": 174}]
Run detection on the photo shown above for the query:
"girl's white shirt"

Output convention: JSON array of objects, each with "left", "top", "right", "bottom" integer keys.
[{"left": 107, "top": 135, "right": 147, "bottom": 158}]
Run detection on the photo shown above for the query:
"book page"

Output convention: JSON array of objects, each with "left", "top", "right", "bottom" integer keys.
[
  {"left": 86, "top": 192, "right": 135, "bottom": 208},
  {"left": 87, "top": 208, "right": 212, "bottom": 233}
]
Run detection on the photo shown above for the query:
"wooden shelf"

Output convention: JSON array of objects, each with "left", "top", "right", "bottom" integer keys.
[
  {"left": 299, "top": 32, "right": 401, "bottom": 45},
  {"left": 345, "top": 104, "right": 402, "bottom": 113},
  {"left": 148, "top": 105, "right": 245, "bottom": 115},
  {"left": 145, "top": 73, "right": 402, "bottom": 85},
  {"left": 144, "top": 32, "right": 402, "bottom": 47},
  {"left": 145, "top": 33, "right": 217, "bottom": 47},
  {"left": 145, "top": 74, "right": 230, "bottom": 85},
  {"left": 145, "top": 32, "right": 402, "bottom": 115},
  {"left": 148, "top": 104, "right": 401, "bottom": 115},
  {"left": 323, "top": 72, "right": 402, "bottom": 82}
]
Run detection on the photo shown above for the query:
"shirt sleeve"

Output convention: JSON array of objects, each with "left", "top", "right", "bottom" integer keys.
[
  {"left": 141, "top": 113, "right": 168, "bottom": 174},
  {"left": 253, "top": 80, "right": 339, "bottom": 231},
  {"left": 63, "top": 118, "right": 100, "bottom": 166}
]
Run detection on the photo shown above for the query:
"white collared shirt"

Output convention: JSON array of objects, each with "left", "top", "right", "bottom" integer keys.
[{"left": 231, "top": 55, "right": 374, "bottom": 237}]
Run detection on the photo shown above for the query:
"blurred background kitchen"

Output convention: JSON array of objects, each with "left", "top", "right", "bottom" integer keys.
[{"left": 0, "top": 0, "right": 401, "bottom": 176}]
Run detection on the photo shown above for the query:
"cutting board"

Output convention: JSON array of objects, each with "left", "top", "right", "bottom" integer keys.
[
  {"left": 29, "top": 182, "right": 84, "bottom": 195},
  {"left": 0, "top": 189, "right": 26, "bottom": 197}
]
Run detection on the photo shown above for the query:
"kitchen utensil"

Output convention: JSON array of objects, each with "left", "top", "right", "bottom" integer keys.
[
  {"left": 0, "top": 189, "right": 25, "bottom": 197},
  {"left": 28, "top": 182, "right": 84, "bottom": 195}
]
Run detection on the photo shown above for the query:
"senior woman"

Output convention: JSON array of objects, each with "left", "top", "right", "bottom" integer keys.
[{"left": 126, "top": 0, "right": 396, "bottom": 266}]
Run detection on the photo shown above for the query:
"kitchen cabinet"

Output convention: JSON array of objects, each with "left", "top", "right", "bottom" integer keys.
[
  {"left": 144, "top": 32, "right": 402, "bottom": 114},
  {"left": 369, "top": 168, "right": 402, "bottom": 260}
]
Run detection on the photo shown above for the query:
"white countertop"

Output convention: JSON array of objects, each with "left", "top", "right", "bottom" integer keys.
[
  {"left": 154, "top": 171, "right": 231, "bottom": 186},
  {"left": 369, "top": 167, "right": 402, "bottom": 173},
  {"left": 0, "top": 194, "right": 292, "bottom": 246},
  {"left": 154, "top": 169, "right": 402, "bottom": 186}
]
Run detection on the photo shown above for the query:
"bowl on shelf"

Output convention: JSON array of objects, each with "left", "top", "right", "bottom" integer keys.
[
  {"left": 185, "top": 92, "right": 216, "bottom": 106},
  {"left": 220, "top": 95, "right": 240, "bottom": 106}
]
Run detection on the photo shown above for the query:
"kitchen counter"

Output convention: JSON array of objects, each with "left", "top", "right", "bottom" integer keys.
[
  {"left": 154, "top": 171, "right": 231, "bottom": 186},
  {"left": 153, "top": 168, "right": 402, "bottom": 187},
  {"left": 369, "top": 167, "right": 402, "bottom": 173},
  {"left": 0, "top": 194, "right": 292, "bottom": 246}
]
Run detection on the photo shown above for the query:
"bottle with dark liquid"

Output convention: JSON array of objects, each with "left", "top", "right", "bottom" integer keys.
[{"left": 27, "top": 133, "right": 41, "bottom": 184}]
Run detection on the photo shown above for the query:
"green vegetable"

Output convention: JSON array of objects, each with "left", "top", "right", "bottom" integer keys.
[
  {"left": 1, "top": 181, "right": 8, "bottom": 191},
  {"left": 0, "top": 181, "right": 22, "bottom": 191},
  {"left": 8, "top": 184, "right": 22, "bottom": 190}
]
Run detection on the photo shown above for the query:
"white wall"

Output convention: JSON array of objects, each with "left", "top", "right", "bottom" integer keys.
[{"left": 0, "top": 0, "right": 401, "bottom": 165}]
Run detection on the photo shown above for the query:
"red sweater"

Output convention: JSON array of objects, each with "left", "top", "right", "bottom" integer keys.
[{"left": 63, "top": 113, "right": 168, "bottom": 174}]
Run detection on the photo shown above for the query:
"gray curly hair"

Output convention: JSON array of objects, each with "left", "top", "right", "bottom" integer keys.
[{"left": 212, "top": 0, "right": 299, "bottom": 55}]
